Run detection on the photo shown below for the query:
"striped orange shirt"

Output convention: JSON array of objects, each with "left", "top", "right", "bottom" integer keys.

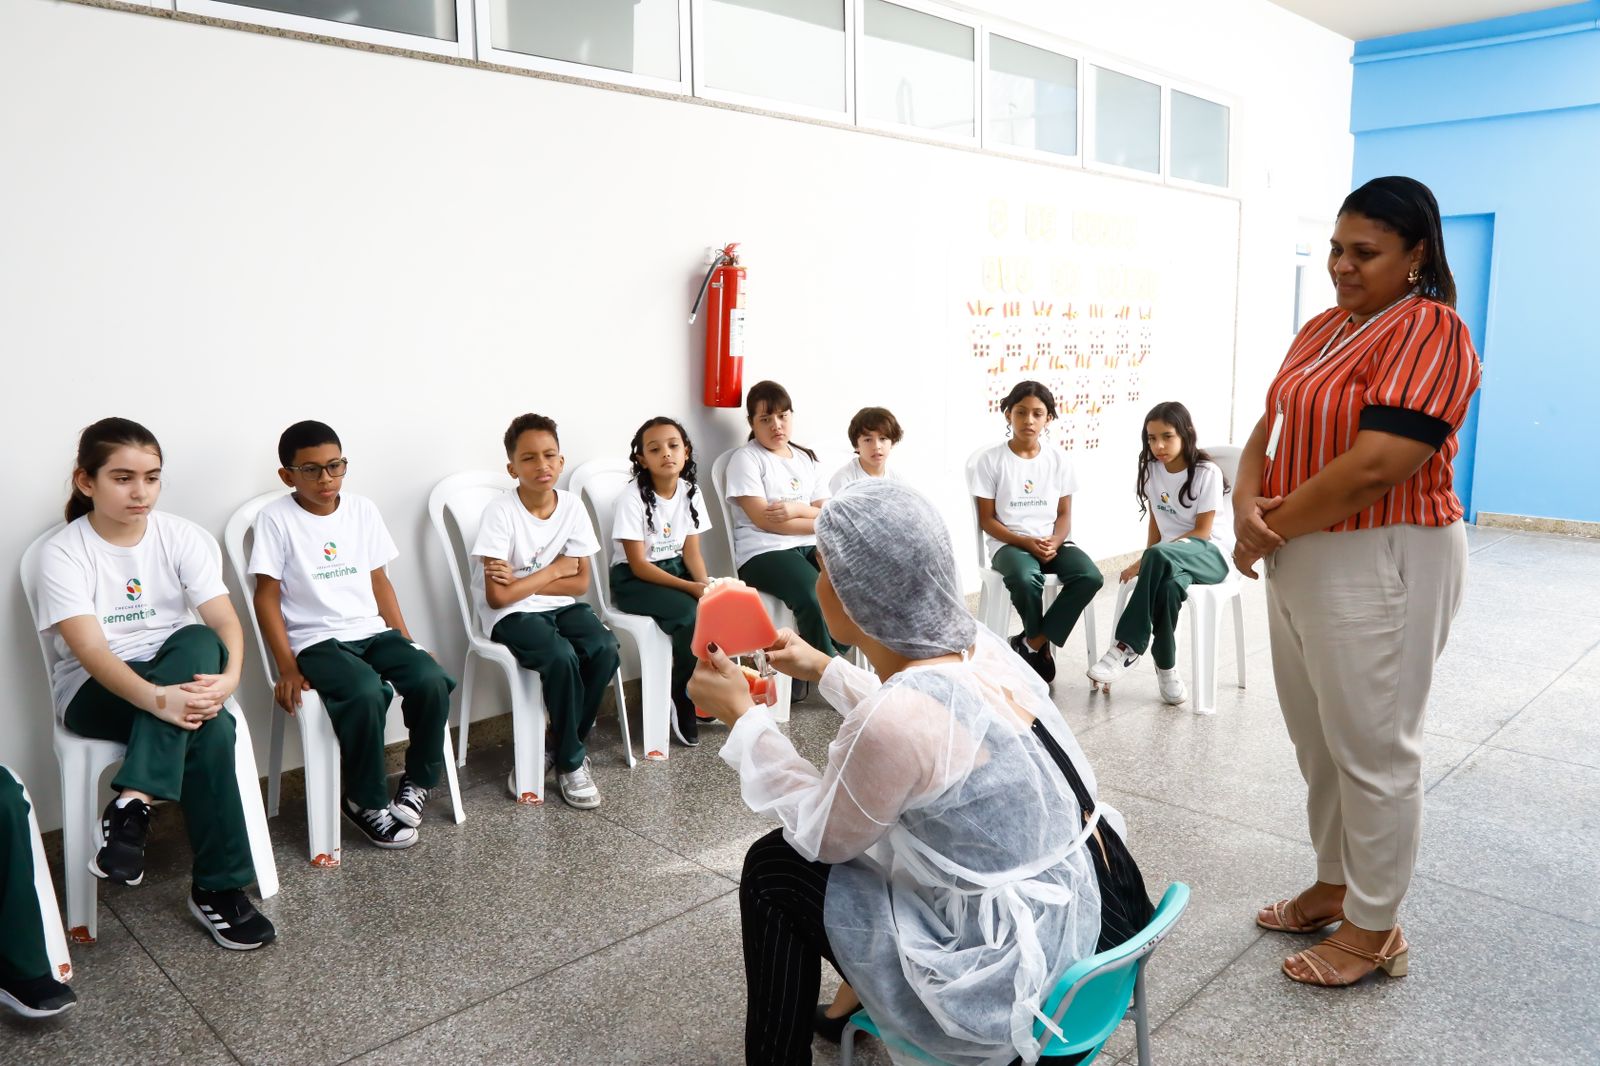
[{"left": 1263, "top": 296, "right": 1481, "bottom": 531}]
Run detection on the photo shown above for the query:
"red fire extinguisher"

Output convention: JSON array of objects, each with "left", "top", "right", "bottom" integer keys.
[{"left": 690, "top": 243, "right": 746, "bottom": 408}]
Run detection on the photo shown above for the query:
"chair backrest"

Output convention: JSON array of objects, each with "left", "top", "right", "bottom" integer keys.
[
  {"left": 569, "top": 458, "right": 634, "bottom": 610},
  {"left": 223, "top": 489, "right": 293, "bottom": 687},
  {"left": 709, "top": 449, "right": 743, "bottom": 575},
  {"left": 1203, "top": 444, "right": 1242, "bottom": 488},
  {"left": 1038, "top": 881, "right": 1191, "bottom": 1055},
  {"left": 427, "top": 471, "right": 513, "bottom": 644},
  {"left": 963, "top": 445, "right": 992, "bottom": 571},
  {"left": 20, "top": 523, "right": 67, "bottom": 678}
]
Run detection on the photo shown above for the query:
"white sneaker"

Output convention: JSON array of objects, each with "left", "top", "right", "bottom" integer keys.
[
  {"left": 558, "top": 758, "right": 601, "bottom": 810},
  {"left": 1088, "top": 643, "right": 1140, "bottom": 685},
  {"left": 1157, "top": 666, "right": 1188, "bottom": 706}
]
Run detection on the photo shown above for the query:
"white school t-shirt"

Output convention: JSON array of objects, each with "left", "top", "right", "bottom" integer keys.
[
  {"left": 827, "top": 457, "right": 902, "bottom": 497},
  {"left": 469, "top": 489, "right": 600, "bottom": 632},
  {"left": 724, "top": 441, "right": 829, "bottom": 570},
  {"left": 35, "top": 512, "right": 231, "bottom": 717},
  {"left": 611, "top": 481, "right": 714, "bottom": 565},
  {"left": 1143, "top": 459, "right": 1235, "bottom": 563},
  {"left": 967, "top": 443, "right": 1080, "bottom": 562},
  {"left": 247, "top": 492, "right": 397, "bottom": 656}
]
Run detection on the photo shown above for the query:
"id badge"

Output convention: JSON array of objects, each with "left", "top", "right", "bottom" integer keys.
[{"left": 1264, "top": 402, "right": 1285, "bottom": 462}]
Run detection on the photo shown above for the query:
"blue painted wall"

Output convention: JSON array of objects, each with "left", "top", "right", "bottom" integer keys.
[{"left": 1351, "top": 2, "right": 1600, "bottom": 523}]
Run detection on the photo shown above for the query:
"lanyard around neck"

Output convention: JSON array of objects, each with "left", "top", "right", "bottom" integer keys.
[{"left": 1302, "top": 290, "right": 1417, "bottom": 378}]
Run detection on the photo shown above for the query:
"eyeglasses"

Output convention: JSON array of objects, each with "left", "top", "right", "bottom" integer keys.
[{"left": 288, "top": 458, "right": 349, "bottom": 479}]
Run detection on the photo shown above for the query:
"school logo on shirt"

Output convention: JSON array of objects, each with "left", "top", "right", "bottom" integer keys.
[
  {"left": 661, "top": 522, "right": 673, "bottom": 539},
  {"left": 124, "top": 578, "right": 142, "bottom": 602},
  {"left": 312, "top": 541, "right": 358, "bottom": 581},
  {"left": 788, "top": 477, "right": 800, "bottom": 493},
  {"left": 1156, "top": 490, "right": 1178, "bottom": 518},
  {"left": 1160, "top": 492, "right": 1170, "bottom": 504},
  {"left": 323, "top": 542, "right": 338, "bottom": 561},
  {"left": 1023, "top": 480, "right": 1036, "bottom": 494},
  {"left": 106, "top": 578, "right": 155, "bottom": 624}
]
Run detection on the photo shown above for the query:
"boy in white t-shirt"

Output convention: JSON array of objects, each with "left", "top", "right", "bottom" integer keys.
[
  {"left": 249, "top": 421, "right": 456, "bottom": 849},
  {"left": 1089, "top": 402, "right": 1234, "bottom": 706},
  {"left": 828, "top": 406, "right": 904, "bottom": 496},
  {"left": 472, "top": 414, "right": 619, "bottom": 809},
  {"left": 968, "top": 381, "right": 1104, "bottom": 684}
]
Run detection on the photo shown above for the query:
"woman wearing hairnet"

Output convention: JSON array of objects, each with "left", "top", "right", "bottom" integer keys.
[{"left": 690, "top": 479, "right": 1154, "bottom": 1066}]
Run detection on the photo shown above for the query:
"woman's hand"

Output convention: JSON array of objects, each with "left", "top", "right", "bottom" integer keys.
[
  {"left": 765, "top": 628, "right": 830, "bottom": 683},
  {"left": 1234, "top": 495, "right": 1286, "bottom": 558},
  {"left": 148, "top": 687, "right": 207, "bottom": 731},
  {"left": 765, "top": 499, "right": 799, "bottom": 523},
  {"left": 688, "top": 645, "right": 753, "bottom": 727},
  {"left": 1119, "top": 559, "right": 1141, "bottom": 584},
  {"left": 180, "top": 670, "right": 237, "bottom": 717}
]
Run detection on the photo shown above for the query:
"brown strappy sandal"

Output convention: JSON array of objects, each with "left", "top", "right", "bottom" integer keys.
[
  {"left": 1256, "top": 894, "right": 1345, "bottom": 934},
  {"left": 1283, "top": 926, "right": 1408, "bottom": 987}
]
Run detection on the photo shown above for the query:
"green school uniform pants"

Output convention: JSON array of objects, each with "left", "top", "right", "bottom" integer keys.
[
  {"left": 610, "top": 558, "right": 697, "bottom": 707},
  {"left": 295, "top": 629, "right": 457, "bottom": 812},
  {"left": 491, "top": 604, "right": 620, "bottom": 774},
  {"left": 737, "top": 546, "right": 846, "bottom": 658},
  {"left": 991, "top": 543, "right": 1105, "bottom": 648},
  {"left": 0, "top": 768, "right": 51, "bottom": 981},
  {"left": 1113, "top": 538, "right": 1229, "bottom": 670},
  {"left": 62, "top": 624, "right": 256, "bottom": 892}
]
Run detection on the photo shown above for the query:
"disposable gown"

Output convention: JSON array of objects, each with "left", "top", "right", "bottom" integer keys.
[{"left": 721, "top": 627, "right": 1116, "bottom": 1065}]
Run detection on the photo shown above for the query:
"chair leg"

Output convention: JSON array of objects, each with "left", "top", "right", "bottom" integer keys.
[
  {"left": 456, "top": 653, "right": 475, "bottom": 768},
  {"left": 840, "top": 1022, "right": 857, "bottom": 1066},
  {"left": 1232, "top": 594, "right": 1247, "bottom": 689},
  {"left": 299, "top": 699, "right": 341, "bottom": 869},
  {"left": 1190, "top": 594, "right": 1220, "bottom": 716},
  {"left": 60, "top": 746, "right": 102, "bottom": 944},
  {"left": 23, "top": 781, "right": 72, "bottom": 980},
  {"left": 509, "top": 669, "right": 544, "bottom": 805},
  {"left": 612, "top": 669, "right": 637, "bottom": 769},
  {"left": 229, "top": 705, "right": 279, "bottom": 900},
  {"left": 1133, "top": 966, "right": 1152, "bottom": 1066},
  {"left": 1081, "top": 590, "right": 1098, "bottom": 669},
  {"left": 441, "top": 724, "right": 466, "bottom": 825},
  {"left": 267, "top": 703, "right": 286, "bottom": 819},
  {"left": 639, "top": 636, "right": 672, "bottom": 762}
]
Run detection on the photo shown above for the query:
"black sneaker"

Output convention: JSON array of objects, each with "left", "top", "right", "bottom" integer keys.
[
  {"left": 1033, "top": 640, "right": 1057, "bottom": 684},
  {"left": 388, "top": 775, "right": 429, "bottom": 829},
  {"left": 670, "top": 694, "right": 700, "bottom": 747},
  {"left": 188, "top": 885, "right": 277, "bottom": 951},
  {"left": 342, "top": 797, "right": 418, "bottom": 849},
  {"left": 0, "top": 974, "right": 79, "bottom": 1019},
  {"left": 90, "top": 797, "right": 150, "bottom": 886}
]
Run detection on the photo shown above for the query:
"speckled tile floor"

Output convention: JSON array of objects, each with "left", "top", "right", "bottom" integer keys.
[{"left": 5, "top": 529, "right": 1597, "bottom": 1065}]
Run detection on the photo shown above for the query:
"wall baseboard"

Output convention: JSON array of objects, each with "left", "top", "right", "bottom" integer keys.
[{"left": 1476, "top": 512, "right": 1600, "bottom": 539}]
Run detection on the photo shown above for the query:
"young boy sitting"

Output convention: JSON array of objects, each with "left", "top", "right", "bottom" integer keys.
[
  {"left": 249, "top": 421, "right": 456, "bottom": 849},
  {"left": 828, "top": 406, "right": 904, "bottom": 495},
  {"left": 471, "top": 413, "right": 620, "bottom": 810}
]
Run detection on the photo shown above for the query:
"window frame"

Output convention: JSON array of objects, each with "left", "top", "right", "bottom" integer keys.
[
  {"left": 475, "top": 0, "right": 694, "bottom": 96},
  {"left": 1082, "top": 55, "right": 1166, "bottom": 185},
  {"left": 176, "top": 0, "right": 476, "bottom": 59},
  {"left": 689, "top": 0, "right": 856, "bottom": 124},
  {"left": 978, "top": 23, "right": 1082, "bottom": 167},
  {"left": 1163, "top": 78, "right": 1236, "bottom": 193},
  {"left": 852, "top": 0, "right": 982, "bottom": 148}
]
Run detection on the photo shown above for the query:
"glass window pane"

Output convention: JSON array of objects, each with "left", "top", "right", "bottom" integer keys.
[
  {"left": 1091, "top": 66, "right": 1159, "bottom": 173},
  {"left": 489, "top": 0, "right": 680, "bottom": 81},
  {"left": 1171, "top": 90, "right": 1230, "bottom": 186},
  {"left": 221, "top": 0, "right": 457, "bottom": 40},
  {"left": 702, "top": 1, "right": 846, "bottom": 113},
  {"left": 988, "top": 34, "right": 1076, "bottom": 156},
  {"left": 861, "top": 0, "right": 975, "bottom": 137}
]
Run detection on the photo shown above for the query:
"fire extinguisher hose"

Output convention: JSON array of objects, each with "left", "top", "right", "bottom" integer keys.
[{"left": 688, "top": 251, "right": 730, "bottom": 326}]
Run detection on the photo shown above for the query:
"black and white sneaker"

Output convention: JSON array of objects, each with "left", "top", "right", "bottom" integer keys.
[
  {"left": 670, "top": 694, "right": 700, "bottom": 747},
  {"left": 188, "top": 885, "right": 277, "bottom": 951},
  {"left": 341, "top": 797, "right": 418, "bottom": 849},
  {"left": 388, "top": 775, "right": 429, "bottom": 829},
  {"left": 0, "top": 974, "right": 79, "bottom": 1018},
  {"left": 89, "top": 797, "right": 150, "bottom": 886},
  {"left": 1010, "top": 634, "right": 1057, "bottom": 684}
]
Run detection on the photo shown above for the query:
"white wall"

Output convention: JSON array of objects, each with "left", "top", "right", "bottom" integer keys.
[{"left": 0, "top": 0, "right": 1352, "bottom": 829}]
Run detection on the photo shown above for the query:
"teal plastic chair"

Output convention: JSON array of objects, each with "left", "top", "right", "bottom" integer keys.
[{"left": 841, "top": 882, "right": 1191, "bottom": 1066}]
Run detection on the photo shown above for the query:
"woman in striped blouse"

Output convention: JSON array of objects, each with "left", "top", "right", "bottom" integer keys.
[{"left": 1233, "top": 176, "right": 1481, "bottom": 987}]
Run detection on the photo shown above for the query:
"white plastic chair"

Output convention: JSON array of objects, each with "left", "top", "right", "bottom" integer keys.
[
  {"left": 965, "top": 447, "right": 1099, "bottom": 671},
  {"left": 427, "top": 472, "right": 633, "bottom": 805},
  {"left": 6, "top": 765, "right": 73, "bottom": 982},
  {"left": 222, "top": 491, "right": 465, "bottom": 867},
  {"left": 21, "top": 525, "right": 279, "bottom": 944},
  {"left": 1110, "top": 443, "right": 1247, "bottom": 715},
  {"left": 709, "top": 449, "right": 796, "bottom": 723},
  {"left": 570, "top": 460, "right": 671, "bottom": 762}
]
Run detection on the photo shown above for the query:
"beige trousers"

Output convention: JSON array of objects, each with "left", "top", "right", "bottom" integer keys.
[{"left": 1266, "top": 521, "right": 1466, "bottom": 929}]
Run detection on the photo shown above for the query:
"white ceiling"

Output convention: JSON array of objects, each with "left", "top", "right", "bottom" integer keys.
[{"left": 1267, "top": 0, "right": 1560, "bottom": 40}]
